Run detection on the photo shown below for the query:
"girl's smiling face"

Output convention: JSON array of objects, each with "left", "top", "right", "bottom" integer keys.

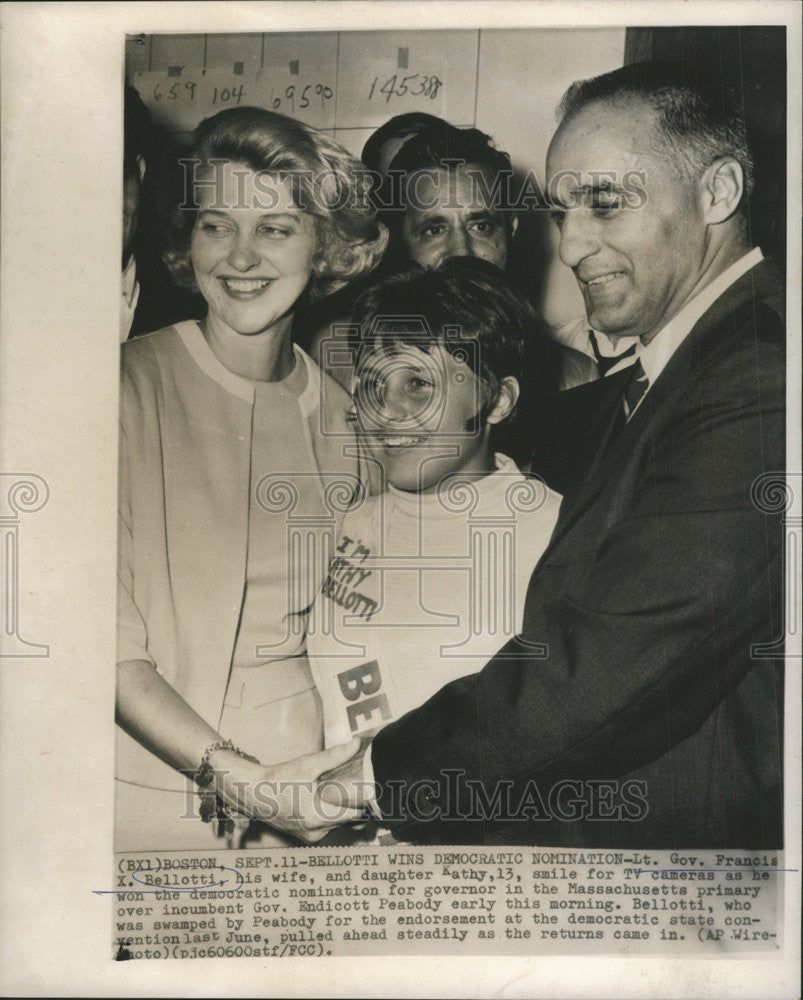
[{"left": 354, "top": 341, "right": 495, "bottom": 494}]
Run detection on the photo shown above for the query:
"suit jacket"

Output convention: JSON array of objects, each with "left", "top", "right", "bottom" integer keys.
[
  {"left": 371, "top": 259, "right": 785, "bottom": 849},
  {"left": 117, "top": 324, "right": 360, "bottom": 792}
]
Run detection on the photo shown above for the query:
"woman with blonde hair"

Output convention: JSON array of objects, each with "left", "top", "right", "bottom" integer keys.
[{"left": 116, "top": 107, "right": 387, "bottom": 851}]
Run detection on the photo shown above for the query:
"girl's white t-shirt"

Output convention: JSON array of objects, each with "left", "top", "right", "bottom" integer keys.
[{"left": 307, "top": 454, "right": 562, "bottom": 747}]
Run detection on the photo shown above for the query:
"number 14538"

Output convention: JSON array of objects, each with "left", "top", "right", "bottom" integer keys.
[{"left": 368, "top": 73, "right": 443, "bottom": 102}]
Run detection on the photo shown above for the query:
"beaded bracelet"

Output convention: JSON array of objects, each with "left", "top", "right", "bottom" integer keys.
[{"left": 194, "top": 739, "right": 260, "bottom": 827}]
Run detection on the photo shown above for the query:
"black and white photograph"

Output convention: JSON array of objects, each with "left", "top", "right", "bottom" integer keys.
[{"left": 1, "top": 2, "right": 800, "bottom": 996}]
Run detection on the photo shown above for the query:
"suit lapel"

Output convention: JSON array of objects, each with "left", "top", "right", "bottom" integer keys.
[{"left": 551, "top": 365, "right": 633, "bottom": 532}]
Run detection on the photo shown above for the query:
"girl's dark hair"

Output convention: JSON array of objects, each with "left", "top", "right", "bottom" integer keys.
[{"left": 350, "top": 256, "right": 540, "bottom": 421}]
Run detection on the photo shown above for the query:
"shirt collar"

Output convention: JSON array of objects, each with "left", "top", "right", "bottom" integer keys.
[
  {"left": 120, "top": 255, "right": 140, "bottom": 342},
  {"left": 175, "top": 319, "right": 315, "bottom": 406},
  {"left": 387, "top": 453, "right": 521, "bottom": 518},
  {"left": 606, "top": 247, "right": 764, "bottom": 384},
  {"left": 550, "top": 315, "right": 639, "bottom": 360},
  {"left": 121, "top": 254, "right": 138, "bottom": 304}
]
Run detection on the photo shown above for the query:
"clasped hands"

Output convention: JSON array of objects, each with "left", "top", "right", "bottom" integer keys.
[{"left": 210, "top": 736, "right": 375, "bottom": 844}]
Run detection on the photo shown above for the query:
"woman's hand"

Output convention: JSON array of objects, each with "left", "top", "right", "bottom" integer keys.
[
  {"left": 210, "top": 738, "right": 367, "bottom": 843},
  {"left": 117, "top": 662, "right": 366, "bottom": 843}
]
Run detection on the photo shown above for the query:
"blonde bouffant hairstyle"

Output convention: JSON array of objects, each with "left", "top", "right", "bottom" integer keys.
[{"left": 163, "top": 106, "right": 388, "bottom": 300}]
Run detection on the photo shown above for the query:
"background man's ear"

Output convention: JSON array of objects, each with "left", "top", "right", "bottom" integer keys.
[
  {"left": 510, "top": 215, "right": 519, "bottom": 238},
  {"left": 136, "top": 153, "right": 146, "bottom": 184},
  {"left": 487, "top": 376, "right": 520, "bottom": 425},
  {"left": 700, "top": 156, "right": 744, "bottom": 224}
]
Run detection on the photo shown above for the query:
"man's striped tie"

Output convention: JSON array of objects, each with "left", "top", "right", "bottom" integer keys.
[
  {"left": 589, "top": 329, "right": 637, "bottom": 377},
  {"left": 622, "top": 359, "right": 649, "bottom": 420}
]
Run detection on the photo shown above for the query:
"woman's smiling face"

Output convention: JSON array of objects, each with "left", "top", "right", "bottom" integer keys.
[{"left": 190, "top": 161, "right": 317, "bottom": 337}]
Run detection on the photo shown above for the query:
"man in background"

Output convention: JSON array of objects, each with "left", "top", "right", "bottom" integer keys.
[
  {"left": 122, "top": 84, "right": 202, "bottom": 341},
  {"left": 379, "top": 123, "right": 518, "bottom": 272},
  {"left": 121, "top": 85, "right": 150, "bottom": 341}
]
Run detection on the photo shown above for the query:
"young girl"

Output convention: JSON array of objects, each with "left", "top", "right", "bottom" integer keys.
[{"left": 306, "top": 258, "right": 562, "bottom": 841}]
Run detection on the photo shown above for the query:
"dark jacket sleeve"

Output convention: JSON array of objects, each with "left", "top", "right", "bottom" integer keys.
[{"left": 370, "top": 301, "right": 785, "bottom": 838}]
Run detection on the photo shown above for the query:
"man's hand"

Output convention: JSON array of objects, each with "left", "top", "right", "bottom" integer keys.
[
  {"left": 318, "top": 736, "right": 376, "bottom": 810},
  {"left": 212, "top": 737, "right": 366, "bottom": 843}
]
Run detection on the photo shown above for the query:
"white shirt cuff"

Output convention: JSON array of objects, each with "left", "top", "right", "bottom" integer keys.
[{"left": 361, "top": 740, "right": 382, "bottom": 818}]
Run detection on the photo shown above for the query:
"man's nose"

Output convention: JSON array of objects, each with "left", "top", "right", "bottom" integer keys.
[
  {"left": 557, "top": 210, "right": 598, "bottom": 269},
  {"left": 444, "top": 225, "right": 471, "bottom": 259},
  {"left": 227, "top": 232, "right": 261, "bottom": 271}
]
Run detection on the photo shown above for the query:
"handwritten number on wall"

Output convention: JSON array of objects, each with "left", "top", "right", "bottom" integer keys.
[{"left": 368, "top": 73, "right": 443, "bottom": 102}]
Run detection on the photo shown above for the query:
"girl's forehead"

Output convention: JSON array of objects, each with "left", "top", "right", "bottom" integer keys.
[{"left": 359, "top": 340, "right": 445, "bottom": 371}]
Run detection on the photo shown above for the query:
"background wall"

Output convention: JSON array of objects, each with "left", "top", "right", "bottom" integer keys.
[
  {"left": 126, "top": 26, "right": 787, "bottom": 327},
  {"left": 126, "top": 28, "right": 628, "bottom": 325}
]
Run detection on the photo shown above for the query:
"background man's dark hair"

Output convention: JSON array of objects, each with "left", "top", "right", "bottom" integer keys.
[
  {"left": 350, "top": 256, "right": 553, "bottom": 444},
  {"left": 123, "top": 82, "right": 205, "bottom": 334},
  {"left": 124, "top": 84, "right": 156, "bottom": 180},
  {"left": 362, "top": 112, "right": 451, "bottom": 175},
  {"left": 379, "top": 124, "right": 516, "bottom": 236}
]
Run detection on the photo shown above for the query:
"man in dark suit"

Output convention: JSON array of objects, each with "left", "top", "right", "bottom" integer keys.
[
  {"left": 122, "top": 84, "right": 203, "bottom": 341},
  {"left": 321, "top": 62, "right": 785, "bottom": 849}
]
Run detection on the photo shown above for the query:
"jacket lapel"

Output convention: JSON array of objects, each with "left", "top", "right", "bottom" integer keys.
[
  {"left": 545, "top": 258, "right": 783, "bottom": 551},
  {"left": 547, "top": 364, "right": 635, "bottom": 542}
]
